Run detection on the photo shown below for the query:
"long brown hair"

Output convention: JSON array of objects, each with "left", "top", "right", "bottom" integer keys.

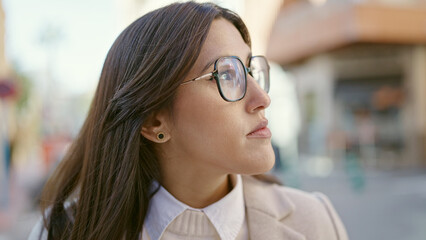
[{"left": 39, "top": 2, "right": 251, "bottom": 239}]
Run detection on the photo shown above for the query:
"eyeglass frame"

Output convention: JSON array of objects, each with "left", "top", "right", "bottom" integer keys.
[{"left": 180, "top": 55, "right": 270, "bottom": 102}]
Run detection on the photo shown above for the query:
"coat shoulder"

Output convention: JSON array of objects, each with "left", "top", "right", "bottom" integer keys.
[{"left": 242, "top": 174, "right": 349, "bottom": 240}]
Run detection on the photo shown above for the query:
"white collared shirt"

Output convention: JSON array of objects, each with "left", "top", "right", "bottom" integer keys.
[{"left": 142, "top": 174, "right": 247, "bottom": 240}]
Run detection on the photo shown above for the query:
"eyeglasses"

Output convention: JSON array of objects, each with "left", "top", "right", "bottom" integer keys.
[{"left": 181, "top": 55, "right": 270, "bottom": 102}]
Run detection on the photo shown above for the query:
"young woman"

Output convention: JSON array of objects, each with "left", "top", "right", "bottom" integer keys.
[{"left": 29, "top": 2, "right": 348, "bottom": 240}]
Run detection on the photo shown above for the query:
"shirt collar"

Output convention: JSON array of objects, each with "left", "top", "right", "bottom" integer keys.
[{"left": 144, "top": 174, "right": 245, "bottom": 240}]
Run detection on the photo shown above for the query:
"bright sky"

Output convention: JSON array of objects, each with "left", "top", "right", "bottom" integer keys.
[{"left": 3, "top": 0, "right": 120, "bottom": 95}]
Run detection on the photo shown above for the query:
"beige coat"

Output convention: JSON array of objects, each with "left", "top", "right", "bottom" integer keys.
[{"left": 243, "top": 175, "right": 349, "bottom": 240}]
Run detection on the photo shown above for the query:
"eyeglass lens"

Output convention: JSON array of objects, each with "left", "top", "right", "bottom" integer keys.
[
  {"left": 216, "top": 56, "right": 269, "bottom": 101},
  {"left": 250, "top": 56, "right": 270, "bottom": 93},
  {"left": 216, "top": 57, "right": 246, "bottom": 101}
]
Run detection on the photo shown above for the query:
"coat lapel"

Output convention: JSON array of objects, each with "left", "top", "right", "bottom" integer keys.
[{"left": 242, "top": 175, "right": 305, "bottom": 240}]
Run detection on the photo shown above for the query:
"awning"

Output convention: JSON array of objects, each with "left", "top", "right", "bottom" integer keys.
[{"left": 266, "top": 1, "right": 426, "bottom": 65}]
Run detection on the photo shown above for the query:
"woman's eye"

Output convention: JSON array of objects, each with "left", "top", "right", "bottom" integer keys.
[{"left": 219, "top": 70, "right": 235, "bottom": 80}]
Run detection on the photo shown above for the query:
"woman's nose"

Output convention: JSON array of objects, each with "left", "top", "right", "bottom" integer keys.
[{"left": 245, "top": 75, "right": 271, "bottom": 113}]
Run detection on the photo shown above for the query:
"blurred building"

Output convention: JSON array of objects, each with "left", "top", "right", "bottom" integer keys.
[{"left": 267, "top": 0, "right": 426, "bottom": 169}]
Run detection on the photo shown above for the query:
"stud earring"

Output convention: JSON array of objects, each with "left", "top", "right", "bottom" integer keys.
[{"left": 157, "top": 132, "right": 165, "bottom": 141}]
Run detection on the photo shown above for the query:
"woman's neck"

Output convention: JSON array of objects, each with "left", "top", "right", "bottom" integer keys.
[{"left": 159, "top": 169, "right": 233, "bottom": 209}]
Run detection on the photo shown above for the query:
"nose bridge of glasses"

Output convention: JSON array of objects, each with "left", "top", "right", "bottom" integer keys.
[{"left": 246, "top": 66, "right": 252, "bottom": 76}]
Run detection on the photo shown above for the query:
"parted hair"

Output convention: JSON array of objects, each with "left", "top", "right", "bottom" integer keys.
[{"left": 39, "top": 2, "right": 252, "bottom": 239}]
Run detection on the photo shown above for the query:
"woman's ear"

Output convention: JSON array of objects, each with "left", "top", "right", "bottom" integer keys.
[{"left": 141, "top": 110, "right": 171, "bottom": 143}]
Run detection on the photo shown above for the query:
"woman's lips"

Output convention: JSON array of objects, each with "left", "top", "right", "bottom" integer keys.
[{"left": 247, "top": 126, "right": 272, "bottom": 138}]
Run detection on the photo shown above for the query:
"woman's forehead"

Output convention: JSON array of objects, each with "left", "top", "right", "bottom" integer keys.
[{"left": 194, "top": 18, "right": 251, "bottom": 74}]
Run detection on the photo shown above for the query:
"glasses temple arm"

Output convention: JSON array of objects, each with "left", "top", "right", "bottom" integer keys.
[{"left": 181, "top": 72, "right": 214, "bottom": 85}]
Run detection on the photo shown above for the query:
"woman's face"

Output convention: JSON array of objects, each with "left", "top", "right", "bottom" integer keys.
[{"left": 164, "top": 18, "right": 275, "bottom": 175}]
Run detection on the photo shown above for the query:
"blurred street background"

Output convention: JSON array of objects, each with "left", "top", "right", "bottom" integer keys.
[{"left": 1, "top": 0, "right": 425, "bottom": 239}]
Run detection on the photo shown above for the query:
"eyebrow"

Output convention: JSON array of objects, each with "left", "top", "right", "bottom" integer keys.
[{"left": 199, "top": 51, "right": 253, "bottom": 74}]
